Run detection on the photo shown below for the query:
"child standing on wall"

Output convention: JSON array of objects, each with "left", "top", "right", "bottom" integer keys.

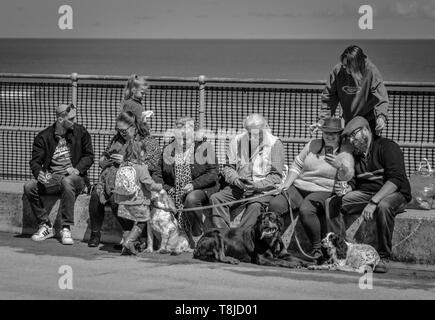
[{"left": 120, "top": 74, "right": 154, "bottom": 134}]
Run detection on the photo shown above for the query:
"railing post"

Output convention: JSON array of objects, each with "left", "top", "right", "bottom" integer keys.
[
  {"left": 198, "top": 75, "right": 206, "bottom": 129},
  {"left": 71, "top": 72, "right": 78, "bottom": 106}
]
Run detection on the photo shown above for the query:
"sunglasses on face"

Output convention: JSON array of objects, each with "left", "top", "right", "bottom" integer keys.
[
  {"left": 64, "top": 103, "right": 76, "bottom": 114},
  {"left": 349, "top": 127, "right": 363, "bottom": 140},
  {"left": 117, "top": 125, "right": 132, "bottom": 136}
]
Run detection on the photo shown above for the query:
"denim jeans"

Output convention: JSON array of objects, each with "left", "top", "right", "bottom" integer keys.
[
  {"left": 210, "top": 185, "right": 273, "bottom": 230},
  {"left": 88, "top": 189, "right": 134, "bottom": 232},
  {"left": 329, "top": 190, "right": 407, "bottom": 258},
  {"left": 183, "top": 190, "right": 209, "bottom": 236},
  {"left": 24, "top": 175, "right": 85, "bottom": 227}
]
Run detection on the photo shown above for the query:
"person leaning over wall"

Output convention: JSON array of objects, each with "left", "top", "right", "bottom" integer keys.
[
  {"left": 24, "top": 103, "right": 94, "bottom": 245},
  {"left": 210, "top": 113, "right": 284, "bottom": 230},
  {"left": 312, "top": 45, "right": 389, "bottom": 136},
  {"left": 161, "top": 116, "right": 220, "bottom": 248},
  {"left": 268, "top": 117, "right": 354, "bottom": 260},
  {"left": 87, "top": 111, "right": 163, "bottom": 248},
  {"left": 328, "top": 116, "right": 411, "bottom": 274}
]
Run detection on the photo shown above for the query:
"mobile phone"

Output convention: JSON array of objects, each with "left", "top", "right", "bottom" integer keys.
[
  {"left": 239, "top": 178, "right": 252, "bottom": 185},
  {"left": 325, "top": 146, "right": 333, "bottom": 156}
]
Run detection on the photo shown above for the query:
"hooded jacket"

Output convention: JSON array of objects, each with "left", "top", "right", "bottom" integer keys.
[{"left": 320, "top": 59, "right": 389, "bottom": 124}]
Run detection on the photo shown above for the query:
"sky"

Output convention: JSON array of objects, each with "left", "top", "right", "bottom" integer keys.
[{"left": 0, "top": 0, "right": 434, "bottom": 39}]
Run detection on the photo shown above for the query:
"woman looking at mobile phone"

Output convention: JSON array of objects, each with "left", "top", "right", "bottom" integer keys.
[
  {"left": 87, "top": 111, "right": 163, "bottom": 248},
  {"left": 269, "top": 117, "right": 354, "bottom": 260}
]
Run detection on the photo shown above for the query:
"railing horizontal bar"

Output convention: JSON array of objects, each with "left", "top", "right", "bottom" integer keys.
[
  {"left": 0, "top": 73, "right": 71, "bottom": 80},
  {"left": 1, "top": 126, "right": 433, "bottom": 149},
  {"left": 1, "top": 73, "right": 435, "bottom": 88},
  {"left": 204, "top": 78, "right": 326, "bottom": 86},
  {"left": 78, "top": 75, "right": 199, "bottom": 83}
]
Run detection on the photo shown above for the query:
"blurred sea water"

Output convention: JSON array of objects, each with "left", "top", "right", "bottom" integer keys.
[{"left": 0, "top": 39, "right": 434, "bottom": 81}]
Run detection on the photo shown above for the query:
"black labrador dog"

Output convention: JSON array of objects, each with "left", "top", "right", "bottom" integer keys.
[{"left": 193, "top": 211, "right": 309, "bottom": 268}]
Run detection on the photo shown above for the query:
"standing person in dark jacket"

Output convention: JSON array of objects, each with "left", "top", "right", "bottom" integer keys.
[
  {"left": 162, "top": 116, "right": 219, "bottom": 247},
  {"left": 329, "top": 117, "right": 411, "bottom": 273},
  {"left": 312, "top": 45, "right": 389, "bottom": 135},
  {"left": 24, "top": 104, "right": 94, "bottom": 245}
]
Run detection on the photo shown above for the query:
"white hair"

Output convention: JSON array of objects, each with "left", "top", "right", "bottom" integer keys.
[{"left": 243, "top": 113, "right": 269, "bottom": 130}]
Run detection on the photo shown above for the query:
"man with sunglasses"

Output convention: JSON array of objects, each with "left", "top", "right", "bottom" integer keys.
[
  {"left": 328, "top": 116, "right": 411, "bottom": 273},
  {"left": 24, "top": 104, "right": 94, "bottom": 245}
]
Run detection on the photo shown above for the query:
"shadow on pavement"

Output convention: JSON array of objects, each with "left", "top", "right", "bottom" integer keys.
[{"left": 3, "top": 232, "right": 435, "bottom": 292}]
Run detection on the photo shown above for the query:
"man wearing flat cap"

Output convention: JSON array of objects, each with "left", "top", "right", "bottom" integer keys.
[
  {"left": 24, "top": 104, "right": 94, "bottom": 245},
  {"left": 329, "top": 116, "right": 411, "bottom": 273}
]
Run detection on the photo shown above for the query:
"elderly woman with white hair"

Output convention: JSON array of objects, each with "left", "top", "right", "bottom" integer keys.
[{"left": 210, "top": 113, "right": 285, "bottom": 230}]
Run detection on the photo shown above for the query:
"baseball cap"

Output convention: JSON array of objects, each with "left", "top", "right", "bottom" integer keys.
[{"left": 342, "top": 116, "right": 369, "bottom": 137}]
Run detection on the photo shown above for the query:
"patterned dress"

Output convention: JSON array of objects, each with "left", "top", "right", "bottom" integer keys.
[{"left": 167, "top": 143, "right": 194, "bottom": 230}]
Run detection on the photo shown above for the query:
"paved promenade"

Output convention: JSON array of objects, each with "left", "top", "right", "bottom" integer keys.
[{"left": 1, "top": 232, "right": 434, "bottom": 300}]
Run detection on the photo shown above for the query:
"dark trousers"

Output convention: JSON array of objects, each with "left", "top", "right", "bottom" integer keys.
[
  {"left": 23, "top": 175, "right": 85, "bottom": 227},
  {"left": 268, "top": 186, "right": 332, "bottom": 249},
  {"left": 329, "top": 190, "right": 407, "bottom": 258},
  {"left": 210, "top": 185, "right": 273, "bottom": 230},
  {"left": 88, "top": 189, "right": 133, "bottom": 233},
  {"left": 183, "top": 190, "right": 209, "bottom": 236}
]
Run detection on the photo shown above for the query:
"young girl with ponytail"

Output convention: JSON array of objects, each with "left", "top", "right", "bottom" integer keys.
[{"left": 120, "top": 74, "right": 153, "bottom": 134}]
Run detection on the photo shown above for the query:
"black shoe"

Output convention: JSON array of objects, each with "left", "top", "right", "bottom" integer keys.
[
  {"left": 374, "top": 258, "right": 389, "bottom": 273},
  {"left": 311, "top": 248, "right": 323, "bottom": 263},
  {"left": 88, "top": 231, "right": 101, "bottom": 247}
]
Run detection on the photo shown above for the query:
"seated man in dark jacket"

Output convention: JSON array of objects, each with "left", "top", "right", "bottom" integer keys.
[
  {"left": 329, "top": 116, "right": 411, "bottom": 273},
  {"left": 24, "top": 104, "right": 94, "bottom": 245}
]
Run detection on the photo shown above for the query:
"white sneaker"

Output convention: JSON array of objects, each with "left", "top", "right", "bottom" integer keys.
[
  {"left": 31, "top": 224, "right": 54, "bottom": 242},
  {"left": 60, "top": 228, "right": 74, "bottom": 245}
]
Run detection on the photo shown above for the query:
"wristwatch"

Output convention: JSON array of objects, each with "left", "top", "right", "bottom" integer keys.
[{"left": 369, "top": 199, "right": 379, "bottom": 205}]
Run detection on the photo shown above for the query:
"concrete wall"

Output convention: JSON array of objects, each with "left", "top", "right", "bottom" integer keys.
[{"left": 1, "top": 181, "right": 434, "bottom": 264}]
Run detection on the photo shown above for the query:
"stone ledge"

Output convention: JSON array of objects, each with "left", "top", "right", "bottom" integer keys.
[
  {"left": 0, "top": 181, "right": 434, "bottom": 264},
  {"left": 287, "top": 209, "right": 435, "bottom": 264},
  {"left": 0, "top": 181, "right": 122, "bottom": 244}
]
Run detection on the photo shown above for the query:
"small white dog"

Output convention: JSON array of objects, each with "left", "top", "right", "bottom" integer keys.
[
  {"left": 145, "top": 190, "right": 192, "bottom": 255},
  {"left": 308, "top": 232, "right": 380, "bottom": 274}
]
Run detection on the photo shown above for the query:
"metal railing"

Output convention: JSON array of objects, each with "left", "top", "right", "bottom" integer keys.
[{"left": 1, "top": 72, "right": 434, "bottom": 182}]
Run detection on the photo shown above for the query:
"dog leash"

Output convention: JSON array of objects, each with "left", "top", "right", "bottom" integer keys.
[
  {"left": 282, "top": 191, "right": 317, "bottom": 261},
  {"left": 176, "top": 189, "right": 280, "bottom": 212}
]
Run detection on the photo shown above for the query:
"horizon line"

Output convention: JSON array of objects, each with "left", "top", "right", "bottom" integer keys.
[{"left": 0, "top": 37, "right": 434, "bottom": 41}]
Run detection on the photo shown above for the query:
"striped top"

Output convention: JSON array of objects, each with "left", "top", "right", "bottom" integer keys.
[
  {"left": 291, "top": 139, "right": 354, "bottom": 193},
  {"left": 349, "top": 136, "right": 412, "bottom": 202}
]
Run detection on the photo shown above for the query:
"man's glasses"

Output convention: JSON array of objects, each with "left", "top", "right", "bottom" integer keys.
[{"left": 65, "top": 103, "right": 76, "bottom": 114}]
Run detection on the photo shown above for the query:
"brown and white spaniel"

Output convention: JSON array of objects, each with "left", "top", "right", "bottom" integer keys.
[{"left": 308, "top": 232, "right": 380, "bottom": 274}]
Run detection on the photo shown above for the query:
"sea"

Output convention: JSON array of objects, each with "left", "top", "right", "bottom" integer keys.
[{"left": 0, "top": 39, "right": 434, "bottom": 82}]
